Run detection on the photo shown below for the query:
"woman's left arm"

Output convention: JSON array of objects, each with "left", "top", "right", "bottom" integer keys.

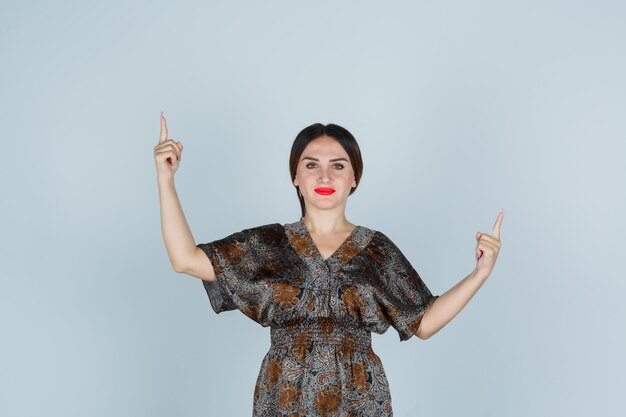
[{"left": 417, "top": 210, "right": 504, "bottom": 339}]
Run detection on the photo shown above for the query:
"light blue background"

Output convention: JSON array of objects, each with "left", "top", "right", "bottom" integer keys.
[{"left": 2, "top": 0, "right": 624, "bottom": 416}]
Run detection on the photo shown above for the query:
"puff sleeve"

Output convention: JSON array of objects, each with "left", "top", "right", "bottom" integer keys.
[
  {"left": 374, "top": 232, "right": 440, "bottom": 341},
  {"left": 196, "top": 226, "right": 274, "bottom": 325}
]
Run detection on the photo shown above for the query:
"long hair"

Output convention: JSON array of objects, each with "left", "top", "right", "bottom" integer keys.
[{"left": 289, "top": 123, "right": 363, "bottom": 219}]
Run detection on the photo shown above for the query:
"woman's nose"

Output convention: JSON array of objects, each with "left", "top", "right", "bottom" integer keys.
[{"left": 319, "top": 169, "right": 332, "bottom": 182}]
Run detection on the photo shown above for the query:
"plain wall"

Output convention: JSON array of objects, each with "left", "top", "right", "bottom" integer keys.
[{"left": 1, "top": 0, "right": 624, "bottom": 416}]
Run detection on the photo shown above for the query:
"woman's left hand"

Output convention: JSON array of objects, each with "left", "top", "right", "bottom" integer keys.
[{"left": 475, "top": 210, "right": 504, "bottom": 276}]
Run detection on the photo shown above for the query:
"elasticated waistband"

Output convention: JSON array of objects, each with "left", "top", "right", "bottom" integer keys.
[{"left": 270, "top": 316, "right": 372, "bottom": 351}]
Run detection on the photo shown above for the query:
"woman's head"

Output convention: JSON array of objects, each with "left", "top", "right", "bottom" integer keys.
[{"left": 289, "top": 123, "right": 363, "bottom": 219}]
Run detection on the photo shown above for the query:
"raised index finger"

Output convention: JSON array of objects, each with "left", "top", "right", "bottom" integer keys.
[
  {"left": 492, "top": 210, "right": 504, "bottom": 240},
  {"left": 159, "top": 111, "right": 168, "bottom": 143}
]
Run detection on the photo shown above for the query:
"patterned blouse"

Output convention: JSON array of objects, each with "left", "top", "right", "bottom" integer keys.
[{"left": 197, "top": 218, "right": 439, "bottom": 416}]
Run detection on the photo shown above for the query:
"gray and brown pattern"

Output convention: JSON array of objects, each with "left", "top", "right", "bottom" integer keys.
[{"left": 196, "top": 219, "right": 439, "bottom": 416}]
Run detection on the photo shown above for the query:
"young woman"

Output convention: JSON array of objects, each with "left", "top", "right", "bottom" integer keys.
[{"left": 155, "top": 112, "right": 503, "bottom": 416}]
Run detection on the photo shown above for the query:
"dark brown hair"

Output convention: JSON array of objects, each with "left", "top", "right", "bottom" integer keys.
[{"left": 289, "top": 123, "right": 363, "bottom": 218}]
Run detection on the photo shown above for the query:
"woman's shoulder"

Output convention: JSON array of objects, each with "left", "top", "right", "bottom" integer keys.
[
  {"left": 239, "top": 222, "right": 283, "bottom": 233},
  {"left": 234, "top": 222, "right": 287, "bottom": 246},
  {"left": 360, "top": 227, "right": 406, "bottom": 258},
  {"left": 356, "top": 225, "right": 390, "bottom": 243}
]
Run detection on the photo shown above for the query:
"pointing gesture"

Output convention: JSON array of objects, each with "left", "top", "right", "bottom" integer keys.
[
  {"left": 154, "top": 111, "right": 183, "bottom": 179},
  {"left": 475, "top": 210, "right": 504, "bottom": 276}
]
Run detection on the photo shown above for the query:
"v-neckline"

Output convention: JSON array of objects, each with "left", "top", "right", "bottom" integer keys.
[
  {"left": 284, "top": 218, "right": 365, "bottom": 266},
  {"left": 299, "top": 219, "right": 360, "bottom": 262}
]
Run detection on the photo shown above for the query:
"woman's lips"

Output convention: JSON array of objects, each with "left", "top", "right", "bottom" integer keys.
[{"left": 314, "top": 188, "right": 336, "bottom": 195}]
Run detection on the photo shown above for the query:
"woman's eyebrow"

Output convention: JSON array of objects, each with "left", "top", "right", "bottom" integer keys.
[{"left": 301, "top": 156, "right": 349, "bottom": 162}]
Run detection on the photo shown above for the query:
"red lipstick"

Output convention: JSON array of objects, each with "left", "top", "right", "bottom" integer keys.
[{"left": 314, "top": 188, "right": 335, "bottom": 195}]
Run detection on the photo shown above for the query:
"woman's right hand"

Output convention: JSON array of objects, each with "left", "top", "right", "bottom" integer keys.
[{"left": 154, "top": 112, "right": 183, "bottom": 180}]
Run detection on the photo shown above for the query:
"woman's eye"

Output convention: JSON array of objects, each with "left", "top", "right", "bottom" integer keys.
[{"left": 305, "top": 163, "right": 345, "bottom": 169}]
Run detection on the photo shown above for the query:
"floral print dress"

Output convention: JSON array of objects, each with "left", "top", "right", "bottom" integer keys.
[{"left": 197, "top": 218, "right": 439, "bottom": 416}]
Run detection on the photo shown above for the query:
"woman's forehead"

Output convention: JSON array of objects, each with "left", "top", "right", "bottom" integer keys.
[{"left": 302, "top": 136, "right": 348, "bottom": 158}]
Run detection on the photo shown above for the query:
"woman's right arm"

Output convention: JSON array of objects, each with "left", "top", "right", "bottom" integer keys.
[{"left": 155, "top": 112, "right": 215, "bottom": 281}]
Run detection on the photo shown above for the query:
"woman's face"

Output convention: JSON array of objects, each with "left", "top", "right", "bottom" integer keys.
[{"left": 293, "top": 135, "right": 357, "bottom": 212}]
